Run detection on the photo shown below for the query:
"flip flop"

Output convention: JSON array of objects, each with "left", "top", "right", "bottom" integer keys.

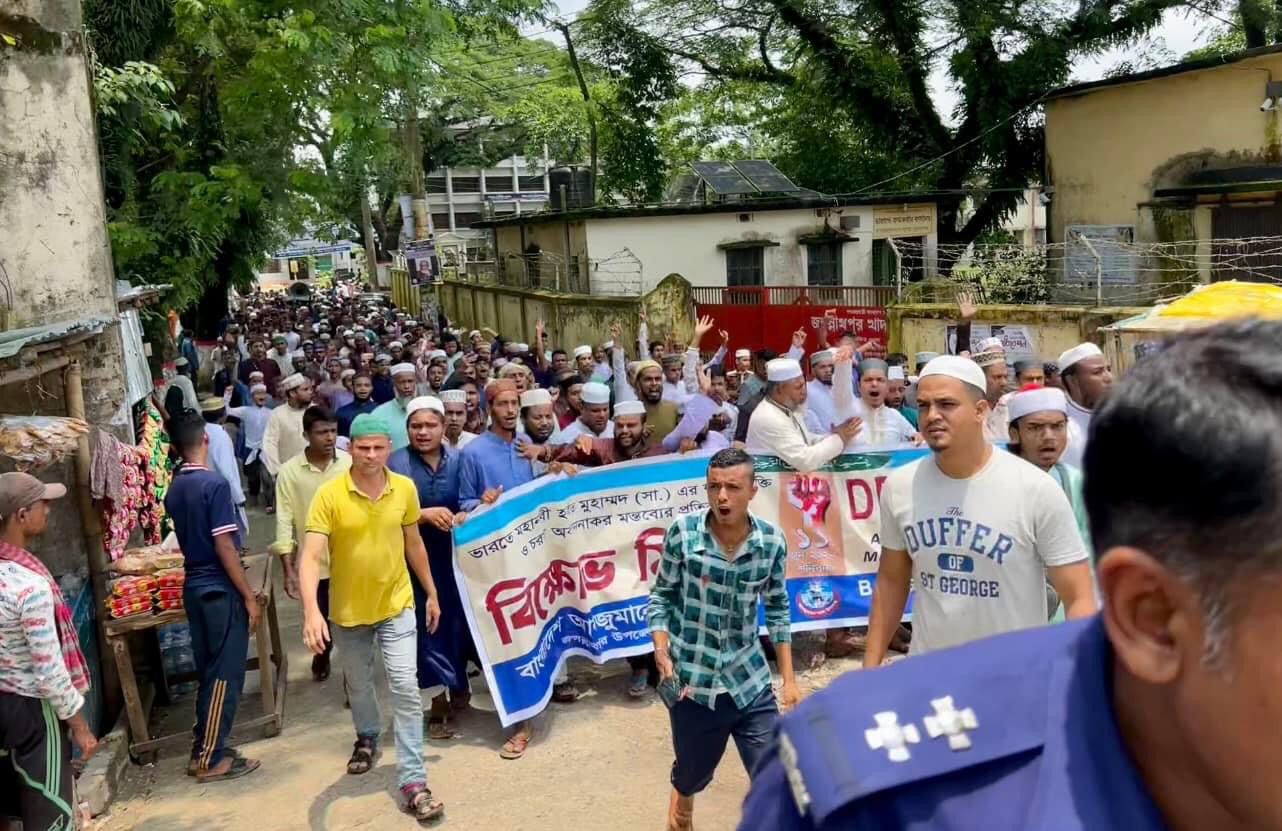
[
  {"left": 196, "top": 755, "right": 260, "bottom": 783},
  {"left": 188, "top": 748, "right": 241, "bottom": 776}
]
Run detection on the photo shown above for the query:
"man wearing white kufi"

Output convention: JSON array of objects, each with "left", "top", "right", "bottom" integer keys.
[
  {"left": 1056, "top": 343, "right": 1113, "bottom": 468},
  {"left": 439, "top": 389, "right": 475, "bottom": 451},
  {"left": 372, "top": 362, "right": 420, "bottom": 450},
  {"left": 802, "top": 349, "right": 838, "bottom": 436},
  {"left": 830, "top": 350, "right": 921, "bottom": 451},
  {"left": 262, "top": 372, "right": 313, "bottom": 484},
  {"left": 745, "top": 358, "right": 863, "bottom": 471},
  {"left": 559, "top": 381, "right": 614, "bottom": 443}
]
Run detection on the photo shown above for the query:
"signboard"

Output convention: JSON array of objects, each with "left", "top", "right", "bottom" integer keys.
[
  {"left": 945, "top": 323, "right": 1038, "bottom": 365},
  {"left": 484, "top": 191, "right": 549, "bottom": 202},
  {"left": 873, "top": 204, "right": 937, "bottom": 239},
  {"left": 271, "top": 241, "right": 353, "bottom": 259},
  {"left": 452, "top": 450, "right": 923, "bottom": 726},
  {"left": 403, "top": 238, "right": 436, "bottom": 262},
  {"left": 1065, "top": 225, "right": 1137, "bottom": 285}
]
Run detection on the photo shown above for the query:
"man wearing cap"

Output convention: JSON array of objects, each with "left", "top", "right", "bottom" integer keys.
[
  {"left": 317, "top": 356, "right": 350, "bottom": 411},
  {"left": 1011, "top": 359, "right": 1044, "bottom": 387},
  {"left": 831, "top": 351, "right": 920, "bottom": 451},
  {"left": 552, "top": 400, "right": 667, "bottom": 467},
  {"left": 553, "top": 369, "right": 584, "bottom": 430},
  {"left": 336, "top": 372, "right": 378, "bottom": 439},
  {"left": 439, "top": 389, "right": 476, "bottom": 451},
  {"left": 972, "top": 348, "right": 1011, "bottom": 442},
  {"left": 559, "top": 381, "right": 614, "bottom": 444},
  {"left": 0, "top": 472, "right": 99, "bottom": 830},
  {"left": 1057, "top": 342, "right": 1113, "bottom": 468},
  {"left": 388, "top": 397, "right": 483, "bottom": 741},
  {"left": 299, "top": 413, "right": 445, "bottom": 821},
  {"left": 661, "top": 353, "right": 691, "bottom": 409},
  {"left": 861, "top": 356, "right": 1097, "bottom": 668},
  {"left": 513, "top": 389, "right": 564, "bottom": 474},
  {"left": 632, "top": 361, "right": 681, "bottom": 444},
  {"left": 802, "top": 349, "right": 838, "bottom": 436},
  {"left": 573, "top": 344, "right": 595, "bottom": 381},
  {"left": 262, "top": 374, "right": 314, "bottom": 507},
  {"left": 200, "top": 397, "right": 249, "bottom": 536},
  {"left": 372, "top": 363, "right": 421, "bottom": 451},
  {"left": 272, "top": 405, "right": 350, "bottom": 681},
  {"left": 884, "top": 365, "right": 918, "bottom": 429},
  {"left": 269, "top": 335, "right": 295, "bottom": 377},
  {"left": 165, "top": 411, "right": 263, "bottom": 783},
  {"left": 745, "top": 358, "right": 862, "bottom": 471}
]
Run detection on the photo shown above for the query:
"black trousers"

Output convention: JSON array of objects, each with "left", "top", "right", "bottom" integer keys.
[
  {"left": 0, "top": 692, "right": 75, "bottom": 831},
  {"left": 185, "top": 586, "right": 250, "bottom": 770}
]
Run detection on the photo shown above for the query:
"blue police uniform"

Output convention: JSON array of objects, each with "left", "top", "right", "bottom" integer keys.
[{"left": 739, "top": 616, "right": 1169, "bottom": 830}]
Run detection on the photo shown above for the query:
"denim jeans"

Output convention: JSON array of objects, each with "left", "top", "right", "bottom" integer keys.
[
  {"left": 330, "top": 607, "right": 424, "bottom": 789},
  {"left": 668, "top": 685, "right": 778, "bottom": 796}
]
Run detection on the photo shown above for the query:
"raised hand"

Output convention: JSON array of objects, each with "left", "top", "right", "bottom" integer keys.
[
  {"left": 956, "top": 290, "right": 978, "bottom": 321},
  {"left": 791, "top": 328, "right": 807, "bottom": 350},
  {"left": 719, "top": 328, "right": 730, "bottom": 347},
  {"left": 693, "top": 315, "right": 714, "bottom": 343}
]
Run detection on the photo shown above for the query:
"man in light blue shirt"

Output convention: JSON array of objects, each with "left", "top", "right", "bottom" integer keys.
[
  {"left": 458, "top": 380, "right": 533, "bottom": 511},
  {"left": 200, "top": 397, "right": 248, "bottom": 537},
  {"left": 373, "top": 362, "right": 419, "bottom": 451}
]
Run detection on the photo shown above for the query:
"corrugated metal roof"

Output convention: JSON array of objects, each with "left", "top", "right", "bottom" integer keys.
[{"left": 0, "top": 317, "right": 115, "bottom": 362}]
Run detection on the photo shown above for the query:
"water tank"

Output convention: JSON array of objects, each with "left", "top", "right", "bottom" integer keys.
[{"left": 549, "top": 166, "right": 595, "bottom": 210}]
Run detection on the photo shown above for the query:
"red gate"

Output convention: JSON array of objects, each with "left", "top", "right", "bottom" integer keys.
[{"left": 692, "top": 286, "right": 894, "bottom": 355}]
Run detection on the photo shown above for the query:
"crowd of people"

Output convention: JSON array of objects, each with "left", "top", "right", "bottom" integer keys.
[{"left": 5, "top": 274, "right": 1138, "bottom": 830}]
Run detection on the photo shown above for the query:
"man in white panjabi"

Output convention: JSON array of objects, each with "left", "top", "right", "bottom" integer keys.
[
  {"left": 802, "top": 349, "right": 837, "bottom": 436},
  {"left": 831, "top": 349, "right": 920, "bottom": 451},
  {"left": 744, "top": 358, "right": 862, "bottom": 471},
  {"left": 1056, "top": 342, "right": 1113, "bottom": 468}
]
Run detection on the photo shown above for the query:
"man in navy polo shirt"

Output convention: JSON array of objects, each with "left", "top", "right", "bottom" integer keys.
[{"left": 164, "top": 411, "right": 262, "bottom": 783}]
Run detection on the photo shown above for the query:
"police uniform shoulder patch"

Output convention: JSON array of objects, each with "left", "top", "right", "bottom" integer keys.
[{"left": 776, "top": 620, "right": 1086, "bottom": 825}]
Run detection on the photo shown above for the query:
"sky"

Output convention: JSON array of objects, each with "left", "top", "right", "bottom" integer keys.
[{"left": 527, "top": 3, "right": 1224, "bottom": 119}]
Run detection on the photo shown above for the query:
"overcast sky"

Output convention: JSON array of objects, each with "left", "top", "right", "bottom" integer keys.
[{"left": 528, "top": 3, "right": 1224, "bottom": 118}]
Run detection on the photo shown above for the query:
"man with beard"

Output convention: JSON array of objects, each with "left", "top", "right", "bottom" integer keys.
[
  {"left": 560, "top": 382, "right": 613, "bottom": 443},
  {"left": 371, "top": 355, "right": 395, "bottom": 404},
  {"left": 373, "top": 363, "right": 419, "bottom": 451},
  {"left": 745, "top": 358, "right": 861, "bottom": 470},
  {"left": 514, "top": 388, "right": 562, "bottom": 475},
  {"left": 573, "top": 345, "right": 595, "bottom": 381},
  {"left": 973, "top": 349, "right": 1011, "bottom": 442},
  {"left": 237, "top": 336, "right": 283, "bottom": 396},
  {"left": 336, "top": 372, "right": 378, "bottom": 438},
  {"left": 262, "top": 374, "right": 314, "bottom": 498},
  {"left": 632, "top": 362, "right": 680, "bottom": 444},
  {"left": 861, "top": 356, "right": 1096, "bottom": 669},
  {"left": 269, "top": 335, "right": 295, "bottom": 378},
  {"left": 553, "top": 370, "right": 584, "bottom": 429},
  {"left": 832, "top": 352, "right": 921, "bottom": 451},
  {"left": 552, "top": 400, "right": 667, "bottom": 467},
  {"left": 1057, "top": 343, "right": 1112, "bottom": 467},
  {"left": 803, "top": 349, "right": 837, "bottom": 435},
  {"left": 439, "top": 390, "right": 476, "bottom": 451},
  {"left": 885, "top": 365, "right": 918, "bottom": 429}
]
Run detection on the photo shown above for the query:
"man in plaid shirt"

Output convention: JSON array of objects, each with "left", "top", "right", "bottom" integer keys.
[{"left": 649, "top": 447, "right": 800, "bottom": 831}]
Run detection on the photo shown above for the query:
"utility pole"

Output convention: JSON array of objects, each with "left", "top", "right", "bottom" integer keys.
[
  {"left": 360, "top": 185, "right": 379, "bottom": 284},
  {"left": 556, "top": 20, "right": 597, "bottom": 202}
]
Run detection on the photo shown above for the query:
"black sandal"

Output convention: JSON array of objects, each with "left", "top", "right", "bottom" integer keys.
[
  {"left": 346, "top": 737, "right": 379, "bottom": 775},
  {"left": 403, "top": 785, "right": 445, "bottom": 823}
]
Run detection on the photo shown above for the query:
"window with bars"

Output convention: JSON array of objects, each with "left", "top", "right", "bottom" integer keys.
[
  {"left": 725, "top": 247, "right": 765, "bottom": 286},
  {"left": 806, "top": 242, "right": 842, "bottom": 286}
]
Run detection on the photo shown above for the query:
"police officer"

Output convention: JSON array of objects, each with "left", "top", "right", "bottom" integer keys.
[{"left": 739, "top": 319, "right": 1282, "bottom": 830}]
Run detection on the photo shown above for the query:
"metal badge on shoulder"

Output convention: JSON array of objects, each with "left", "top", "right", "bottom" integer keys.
[
  {"left": 923, "top": 696, "right": 979, "bottom": 751},
  {"left": 865, "top": 711, "right": 920, "bottom": 762}
]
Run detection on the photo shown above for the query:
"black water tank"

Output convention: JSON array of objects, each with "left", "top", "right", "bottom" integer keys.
[{"left": 549, "top": 166, "right": 594, "bottom": 210}]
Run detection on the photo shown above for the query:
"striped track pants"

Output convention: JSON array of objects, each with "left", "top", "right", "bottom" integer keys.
[{"left": 0, "top": 692, "right": 74, "bottom": 831}]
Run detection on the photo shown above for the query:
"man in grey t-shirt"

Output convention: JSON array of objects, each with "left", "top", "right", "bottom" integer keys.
[{"left": 862, "top": 356, "right": 1097, "bottom": 666}]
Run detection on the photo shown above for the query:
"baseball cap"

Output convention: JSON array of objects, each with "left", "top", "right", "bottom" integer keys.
[{"left": 0, "top": 472, "right": 66, "bottom": 522}]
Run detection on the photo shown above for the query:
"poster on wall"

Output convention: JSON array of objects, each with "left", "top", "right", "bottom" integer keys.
[{"left": 945, "top": 323, "right": 1038, "bottom": 366}]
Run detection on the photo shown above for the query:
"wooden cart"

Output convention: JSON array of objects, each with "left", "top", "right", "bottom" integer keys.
[{"left": 103, "top": 554, "right": 288, "bottom": 763}]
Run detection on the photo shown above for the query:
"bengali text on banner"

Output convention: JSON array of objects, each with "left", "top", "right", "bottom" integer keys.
[{"left": 451, "top": 449, "right": 926, "bottom": 726}]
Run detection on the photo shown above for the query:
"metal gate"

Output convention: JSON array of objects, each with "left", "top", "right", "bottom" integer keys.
[{"left": 1211, "top": 203, "right": 1282, "bottom": 283}]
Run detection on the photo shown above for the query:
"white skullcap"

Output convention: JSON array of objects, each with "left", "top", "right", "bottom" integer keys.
[
  {"left": 573, "top": 345, "right": 592, "bottom": 359},
  {"left": 440, "top": 390, "right": 467, "bottom": 404},
  {"left": 973, "top": 350, "right": 1005, "bottom": 368},
  {"left": 391, "top": 362, "right": 416, "bottom": 377},
  {"left": 613, "top": 400, "right": 646, "bottom": 418},
  {"left": 977, "top": 336, "right": 1004, "bottom": 353},
  {"left": 1008, "top": 386, "right": 1068, "bottom": 422},
  {"left": 915, "top": 351, "right": 940, "bottom": 365},
  {"left": 887, "top": 366, "right": 906, "bottom": 381},
  {"left": 520, "top": 388, "right": 552, "bottom": 408},
  {"left": 581, "top": 382, "right": 611, "bottom": 404},
  {"left": 735, "top": 349, "right": 751, "bottom": 359},
  {"left": 339, "top": 368, "right": 356, "bottom": 380},
  {"left": 405, "top": 319, "right": 417, "bottom": 326},
  {"left": 919, "top": 355, "right": 986, "bottom": 392},
  {"left": 406, "top": 396, "right": 444, "bottom": 419},
  {"left": 1057, "top": 342, "right": 1103, "bottom": 371},
  {"left": 290, "top": 349, "right": 304, "bottom": 359},
  {"left": 280, "top": 373, "right": 306, "bottom": 391},
  {"left": 174, "top": 357, "right": 188, "bottom": 366},
  {"left": 428, "top": 350, "right": 447, "bottom": 361},
  {"left": 389, "top": 340, "right": 403, "bottom": 350},
  {"left": 469, "top": 330, "right": 480, "bottom": 338},
  {"left": 376, "top": 353, "right": 392, "bottom": 363},
  {"left": 809, "top": 349, "right": 835, "bottom": 365},
  {"left": 493, "top": 357, "right": 509, "bottom": 368},
  {"left": 250, "top": 383, "right": 268, "bottom": 394},
  {"left": 514, "top": 343, "right": 530, "bottom": 352},
  {"left": 342, "top": 329, "right": 355, "bottom": 337},
  {"left": 766, "top": 358, "right": 803, "bottom": 383}
]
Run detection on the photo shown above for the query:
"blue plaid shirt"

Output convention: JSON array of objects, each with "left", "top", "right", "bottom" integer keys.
[{"left": 648, "top": 511, "right": 791, "bottom": 710}]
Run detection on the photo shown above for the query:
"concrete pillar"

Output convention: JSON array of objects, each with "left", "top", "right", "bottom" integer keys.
[
  {"left": 445, "top": 166, "right": 456, "bottom": 232},
  {"left": 0, "top": 0, "right": 129, "bottom": 428}
]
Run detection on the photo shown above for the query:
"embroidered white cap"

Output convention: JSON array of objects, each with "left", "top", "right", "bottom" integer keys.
[
  {"left": 765, "top": 358, "right": 803, "bottom": 382},
  {"left": 1057, "top": 342, "right": 1104, "bottom": 372}
]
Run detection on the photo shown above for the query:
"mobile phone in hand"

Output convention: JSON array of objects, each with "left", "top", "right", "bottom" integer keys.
[{"left": 657, "top": 676, "right": 685, "bottom": 709}]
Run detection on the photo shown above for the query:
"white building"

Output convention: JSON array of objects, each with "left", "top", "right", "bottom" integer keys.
[
  {"left": 473, "top": 195, "right": 941, "bottom": 295},
  {"left": 427, "top": 153, "right": 552, "bottom": 236}
]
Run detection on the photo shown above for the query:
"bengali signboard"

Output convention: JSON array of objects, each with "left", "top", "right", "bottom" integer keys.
[
  {"left": 451, "top": 449, "right": 925, "bottom": 726},
  {"left": 873, "top": 204, "right": 937, "bottom": 239}
]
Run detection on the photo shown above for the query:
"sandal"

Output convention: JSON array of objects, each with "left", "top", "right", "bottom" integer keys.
[
  {"left": 551, "top": 681, "right": 580, "bottom": 703},
  {"left": 449, "top": 691, "right": 471, "bottom": 713},
  {"left": 402, "top": 784, "right": 445, "bottom": 823},
  {"left": 627, "top": 670, "right": 649, "bottom": 698},
  {"left": 499, "top": 730, "right": 531, "bottom": 760},
  {"left": 426, "top": 718, "right": 457, "bottom": 741},
  {"left": 188, "top": 748, "right": 241, "bottom": 776},
  {"left": 195, "top": 755, "right": 260, "bottom": 783},
  {"left": 346, "top": 737, "right": 380, "bottom": 775}
]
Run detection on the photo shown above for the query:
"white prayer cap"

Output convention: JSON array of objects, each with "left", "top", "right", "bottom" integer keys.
[
  {"left": 888, "top": 366, "right": 906, "bottom": 381},
  {"left": 613, "top": 400, "right": 646, "bottom": 418},
  {"left": 389, "top": 340, "right": 403, "bottom": 350},
  {"left": 391, "top": 362, "right": 416, "bottom": 377},
  {"left": 250, "top": 383, "right": 268, "bottom": 394},
  {"left": 342, "top": 329, "right": 355, "bottom": 337},
  {"left": 493, "top": 357, "right": 509, "bottom": 368},
  {"left": 290, "top": 348, "right": 304, "bottom": 359},
  {"left": 919, "top": 355, "right": 986, "bottom": 392},
  {"left": 581, "top": 382, "right": 611, "bottom": 405},
  {"left": 809, "top": 349, "right": 835, "bottom": 365},
  {"left": 977, "top": 336, "right": 1004, "bottom": 353},
  {"left": 468, "top": 330, "right": 481, "bottom": 339},
  {"left": 1008, "top": 386, "right": 1068, "bottom": 422},
  {"left": 514, "top": 343, "right": 529, "bottom": 352},
  {"left": 405, "top": 319, "right": 417, "bottom": 326},
  {"left": 973, "top": 350, "right": 1005, "bottom": 368},
  {"left": 520, "top": 388, "right": 552, "bottom": 408},
  {"left": 766, "top": 358, "right": 803, "bottom": 383},
  {"left": 573, "top": 345, "right": 593, "bottom": 359},
  {"left": 406, "top": 396, "right": 444, "bottom": 419},
  {"left": 735, "top": 348, "right": 751, "bottom": 360},
  {"left": 339, "top": 369, "right": 356, "bottom": 380},
  {"left": 1057, "top": 342, "right": 1104, "bottom": 372},
  {"left": 428, "top": 350, "right": 447, "bottom": 361},
  {"left": 376, "top": 353, "right": 393, "bottom": 364},
  {"left": 279, "top": 373, "right": 306, "bottom": 391},
  {"left": 914, "top": 351, "right": 940, "bottom": 366},
  {"left": 440, "top": 389, "right": 467, "bottom": 405},
  {"left": 174, "top": 357, "right": 188, "bottom": 367}
]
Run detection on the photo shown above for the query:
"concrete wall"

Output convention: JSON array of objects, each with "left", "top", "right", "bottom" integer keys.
[
  {"left": 1045, "top": 51, "right": 1282, "bottom": 246},
  {"left": 436, "top": 273, "right": 697, "bottom": 353},
  {"left": 888, "top": 303, "right": 1150, "bottom": 365}
]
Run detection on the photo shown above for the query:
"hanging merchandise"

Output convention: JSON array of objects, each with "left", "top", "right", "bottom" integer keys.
[
  {"left": 92, "top": 429, "right": 149, "bottom": 561},
  {"left": 0, "top": 416, "right": 90, "bottom": 470},
  {"left": 137, "top": 403, "right": 173, "bottom": 543}
]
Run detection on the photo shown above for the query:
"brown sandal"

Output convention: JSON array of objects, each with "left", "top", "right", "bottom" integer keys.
[
  {"left": 499, "top": 730, "right": 530, "bottom": 759},
  {"left": 402, "top": 785, "right": 445, "bottom": 823},
  {"left": 426, "top": 718, "right": 457, "bottom": 741}
]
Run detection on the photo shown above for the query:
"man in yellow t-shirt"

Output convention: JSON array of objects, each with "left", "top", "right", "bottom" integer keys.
[{"left": 298, "top": 413, "right": 445, "bottom": 822}]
